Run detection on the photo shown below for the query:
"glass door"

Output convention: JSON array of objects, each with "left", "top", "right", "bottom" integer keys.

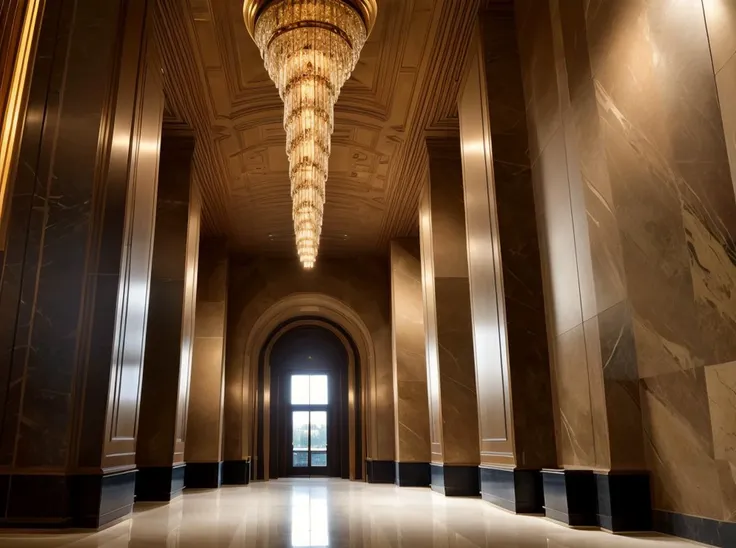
[{"left": 289, "top": 374, "right": 329, "bottom": 476}]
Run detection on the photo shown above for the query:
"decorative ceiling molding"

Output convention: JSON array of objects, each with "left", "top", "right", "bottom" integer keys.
[{"left": 153, "top": 0, "right": 483, "bottom": 256}]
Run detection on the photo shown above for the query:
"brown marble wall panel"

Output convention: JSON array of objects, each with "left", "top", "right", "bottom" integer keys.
[
  {"left": 703, "top": 3, "right": 736, "bottom": 521},
  {"left": 515, "top": 0, "right": 560, "bottom": 166},
  {"left": 642, "top": 368, "right": 721, "bottom": 519},
  {"left": 518, "top": 0, "right": 642, "bottom": 472},
  {"left": 419, "top": 139, "right": 480, "bottom": 467},
  {"left": 531, "top": 128, "right": 582, "bottom": 338},
  {"left": 458, "top": 7, "right": 556, "bottom": 470},
  {"left": 705, "top": 1, "right": 736, "bottom": 239},
  {"left": 705, "top": 362, "right": 736, "bottom": 521},
  {"left": 186, "top": 239, "right": 228, "bottom": 464},
  {"left": 519, "top": 0, "right": 736, "bottom": 523},
  {"left": 587, "top": 0, "right": 736, "bottom": 511},
  {"left": 174, "top": 185, "right": 201, "bottom": 462},
  {"left": 434, "top": 277, "right": 479, "bottom": 466},
  {"left": 703, "top": 0, "right": 736, "bottom": 74},
  {"left": 457, "top": 57, "right": 511, "bottom": 463},
  {"left": 99, "top": 36, "right": 164, "bottom": 470},
  {"left": 225, "top": 257, "right": 394, "bottom": 463},
  {"left": 390, "top": 239, "right": 430, "bottom": 464},
  {"left": 556, "top": 0, "right": 627, "bottom": 322},
  {"left": 0, "top": 0, "right": 158, "bottom": 482},
  {"left": 419, "top": 190, "right": 442, "bottom": 462},
  {"left": 137, "top": 133, "right": 200, "bottom": 469},
  {"left": 552, "top": 324, "right": 594, "bottom": 467}
]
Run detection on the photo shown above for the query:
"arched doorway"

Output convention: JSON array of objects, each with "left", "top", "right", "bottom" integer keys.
[{"left": 255, "top": 319, "right": 363, "bottom": 480}]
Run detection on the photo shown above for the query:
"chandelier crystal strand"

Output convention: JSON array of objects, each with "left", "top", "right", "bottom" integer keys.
[{"left": 253, "top": 0, "right": 368, "bottom": 269}]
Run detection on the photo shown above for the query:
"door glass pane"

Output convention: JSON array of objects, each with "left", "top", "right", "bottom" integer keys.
[
  {"left": 292, "top": 411, "right": 309, "bottom": 467},
  {"left": 310, "top": 452, "right": 327, "bottom": 467},
  {"left": 310, "top": 411, "right": 327, "bottom": 450},
  {"left": 310, "top": 375, "right": 328, "bottom": 405},
  {"left": 310, "top": 410, "right": 327, "bottom": 468},
  {"left": 291, "top": 375, "right": 310, "bottom": 405},
  {"left": 293, "top": 451, "right": 308, "bottom": 468}
]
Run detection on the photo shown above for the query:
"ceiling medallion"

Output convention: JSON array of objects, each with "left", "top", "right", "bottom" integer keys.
[{"left": 244, "top": 0, "right": 377, "bottom": 269}]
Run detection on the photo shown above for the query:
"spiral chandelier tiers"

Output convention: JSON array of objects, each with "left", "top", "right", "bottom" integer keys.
[{"left": 243, "top": 0, "right": 378, "bottom": 269}]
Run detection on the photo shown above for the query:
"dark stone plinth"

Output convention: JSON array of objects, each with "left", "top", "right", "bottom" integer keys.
[
  {"left": 0, "top": 469, "right": 136, "bottom": 529},
  {"left": 222, "top": 459, "right": 251, "bottom": 485},
  {"left": 431, "top": 464, "right": 479, "bottom": 497},
  {"left": 135, "top": 464, "right": 186, "bottom": 502},
  {"left": 185, "top": 462, "right": 223, "bottom": 489},
  {"left": 366, "top": 460, "right": 395, "bottom": 484},
  {"left": 595, "top": 471, "right": 651, "bottom": 532},
  {"left": 395, "top": 462, "right": 430, "bottom": 487},
  {"left": 480, "top": 466, "right": 543, "bottom": 513},
  {"left": 542, "top": 469, "right": 597, "bottom": 526}
]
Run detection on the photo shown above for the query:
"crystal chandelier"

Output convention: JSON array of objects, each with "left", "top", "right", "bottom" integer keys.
[{"left": 244, "top": 0, "right": 377, "bottom": 268}]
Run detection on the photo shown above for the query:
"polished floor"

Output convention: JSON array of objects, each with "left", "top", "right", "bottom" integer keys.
[{"left": 0, "top": 479, "right": 698, "bottom": 547}]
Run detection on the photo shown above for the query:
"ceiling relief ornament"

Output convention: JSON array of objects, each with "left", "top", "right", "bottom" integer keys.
[{"left": 243, "top": 0, "right": 378, "bottom": 268}]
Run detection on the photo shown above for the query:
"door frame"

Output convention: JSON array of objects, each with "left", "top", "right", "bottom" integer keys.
[
  {"left": 287, "top": 371, "right": 332, "bottom": 477},
  {"left": 274, "top": 366, "right": 343, "bottom": 478},
  {"left": 258, "top": 319, "right": 363, "bottom": 481},
  {"left": 288, "top": 407, "right": 329, "bottom": 476}
]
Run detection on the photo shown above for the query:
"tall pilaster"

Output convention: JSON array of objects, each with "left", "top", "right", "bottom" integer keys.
[
  {"left": 184, "top": 238, "right": 229, "bottom": 488},
  {"left": 458, "top": 6, "right": 556, "bottom": 515},
  {"left": 419, "top": 138, "right": 480, "bottom": 497},
  {"left": 390, "top": 238, "right": 430, "bottom": 487},
  {"left": 135, "top": 131, "right": 201, "bottom": 501},
  {"left": 0, "top": 0, "right": 163, "bottom": 528}
]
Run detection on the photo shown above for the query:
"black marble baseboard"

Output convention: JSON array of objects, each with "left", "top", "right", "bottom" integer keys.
[
  {"left": 366, "top": 460, "right": 395, "bottom": 484},
  {"left": 542, "top": 469, "right": 597, "bottom": 526},
  {"left": 0, "top": 469, "right": 136, "bottom": 528},
  {"left": 395, "top": 462, "right": 430, "bottom": 487},
  {"left": 654, "top": 509, "right": 736, "bottom": 547},
  {"left": 222, "top": 459, "right": 251, "bottom": 485},
  {"left": 74, "top": 469, "right": 137, "bottom": 528},
  {"left": 595, "top": 471, "right": 651, "bottom": 532},
  {"left": 135, "top": 464, "right": 186, "bottom": 502},
  {"left": 185, "top": 462, "right": 223, "bottom": 489},
  {"left": 479, "top": 466, "right": 543, "bottom": 513},
  {"left": 431, "top": 464, "right": 479, "bottom": 497}
]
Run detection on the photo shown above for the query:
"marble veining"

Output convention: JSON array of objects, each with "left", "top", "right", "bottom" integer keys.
[{"left": 391, "top": 240, "right": 430, "bottom": 464}]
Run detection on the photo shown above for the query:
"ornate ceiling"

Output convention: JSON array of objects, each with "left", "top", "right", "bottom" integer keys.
[{"left": 154, "top": 0, "right": 482, "bottom": 256}]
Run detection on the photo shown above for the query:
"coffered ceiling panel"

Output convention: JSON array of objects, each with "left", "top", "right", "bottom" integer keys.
[{"left": 155, "top": 0, "right": 482, "bottom": 256}]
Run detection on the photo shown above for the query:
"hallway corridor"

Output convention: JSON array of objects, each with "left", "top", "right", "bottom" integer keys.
[{"left": 0, "top": 480, "right": 696, "bottom": 547}]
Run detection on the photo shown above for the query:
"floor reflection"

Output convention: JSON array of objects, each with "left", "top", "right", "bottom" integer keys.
[
  {"left": 291, "top": 483, "right": 329, "bottom": 547},
  {"left": 0, "top": 479, "right": 698, "bottom": 547}
]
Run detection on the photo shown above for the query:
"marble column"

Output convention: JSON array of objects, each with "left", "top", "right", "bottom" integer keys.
[
  {"left": 419, "top": 138, "right": 480, "bottom": 497},
  {"left": 458, "top": 6, "right": 556, "bottom": 515},
  {"left": 135, "top": 130, "right": 201, "bottom": 501},
  {"left": 390, "top": 238, "right": 431, "bottom": 487},
  {"left": 184, "top": 238, "right": 229, "bottom": 488},
  {"left": 0, "top": 0, "right": 162, "bottom": 528}
]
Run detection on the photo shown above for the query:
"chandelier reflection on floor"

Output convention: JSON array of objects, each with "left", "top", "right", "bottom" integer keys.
[{"left": 244, "top": 0, "right": 378, "bottom": 268}]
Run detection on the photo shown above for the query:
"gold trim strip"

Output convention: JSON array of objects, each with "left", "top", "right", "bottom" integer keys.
[
  {"left": 0, "top": 0, "right": 42, "bottom": 243},
  {"left": 243, "top": 0, "right": 378, "bottom": 39},
  {"left": 267, "top": 20, "right": 354, "bottom": 50}
]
